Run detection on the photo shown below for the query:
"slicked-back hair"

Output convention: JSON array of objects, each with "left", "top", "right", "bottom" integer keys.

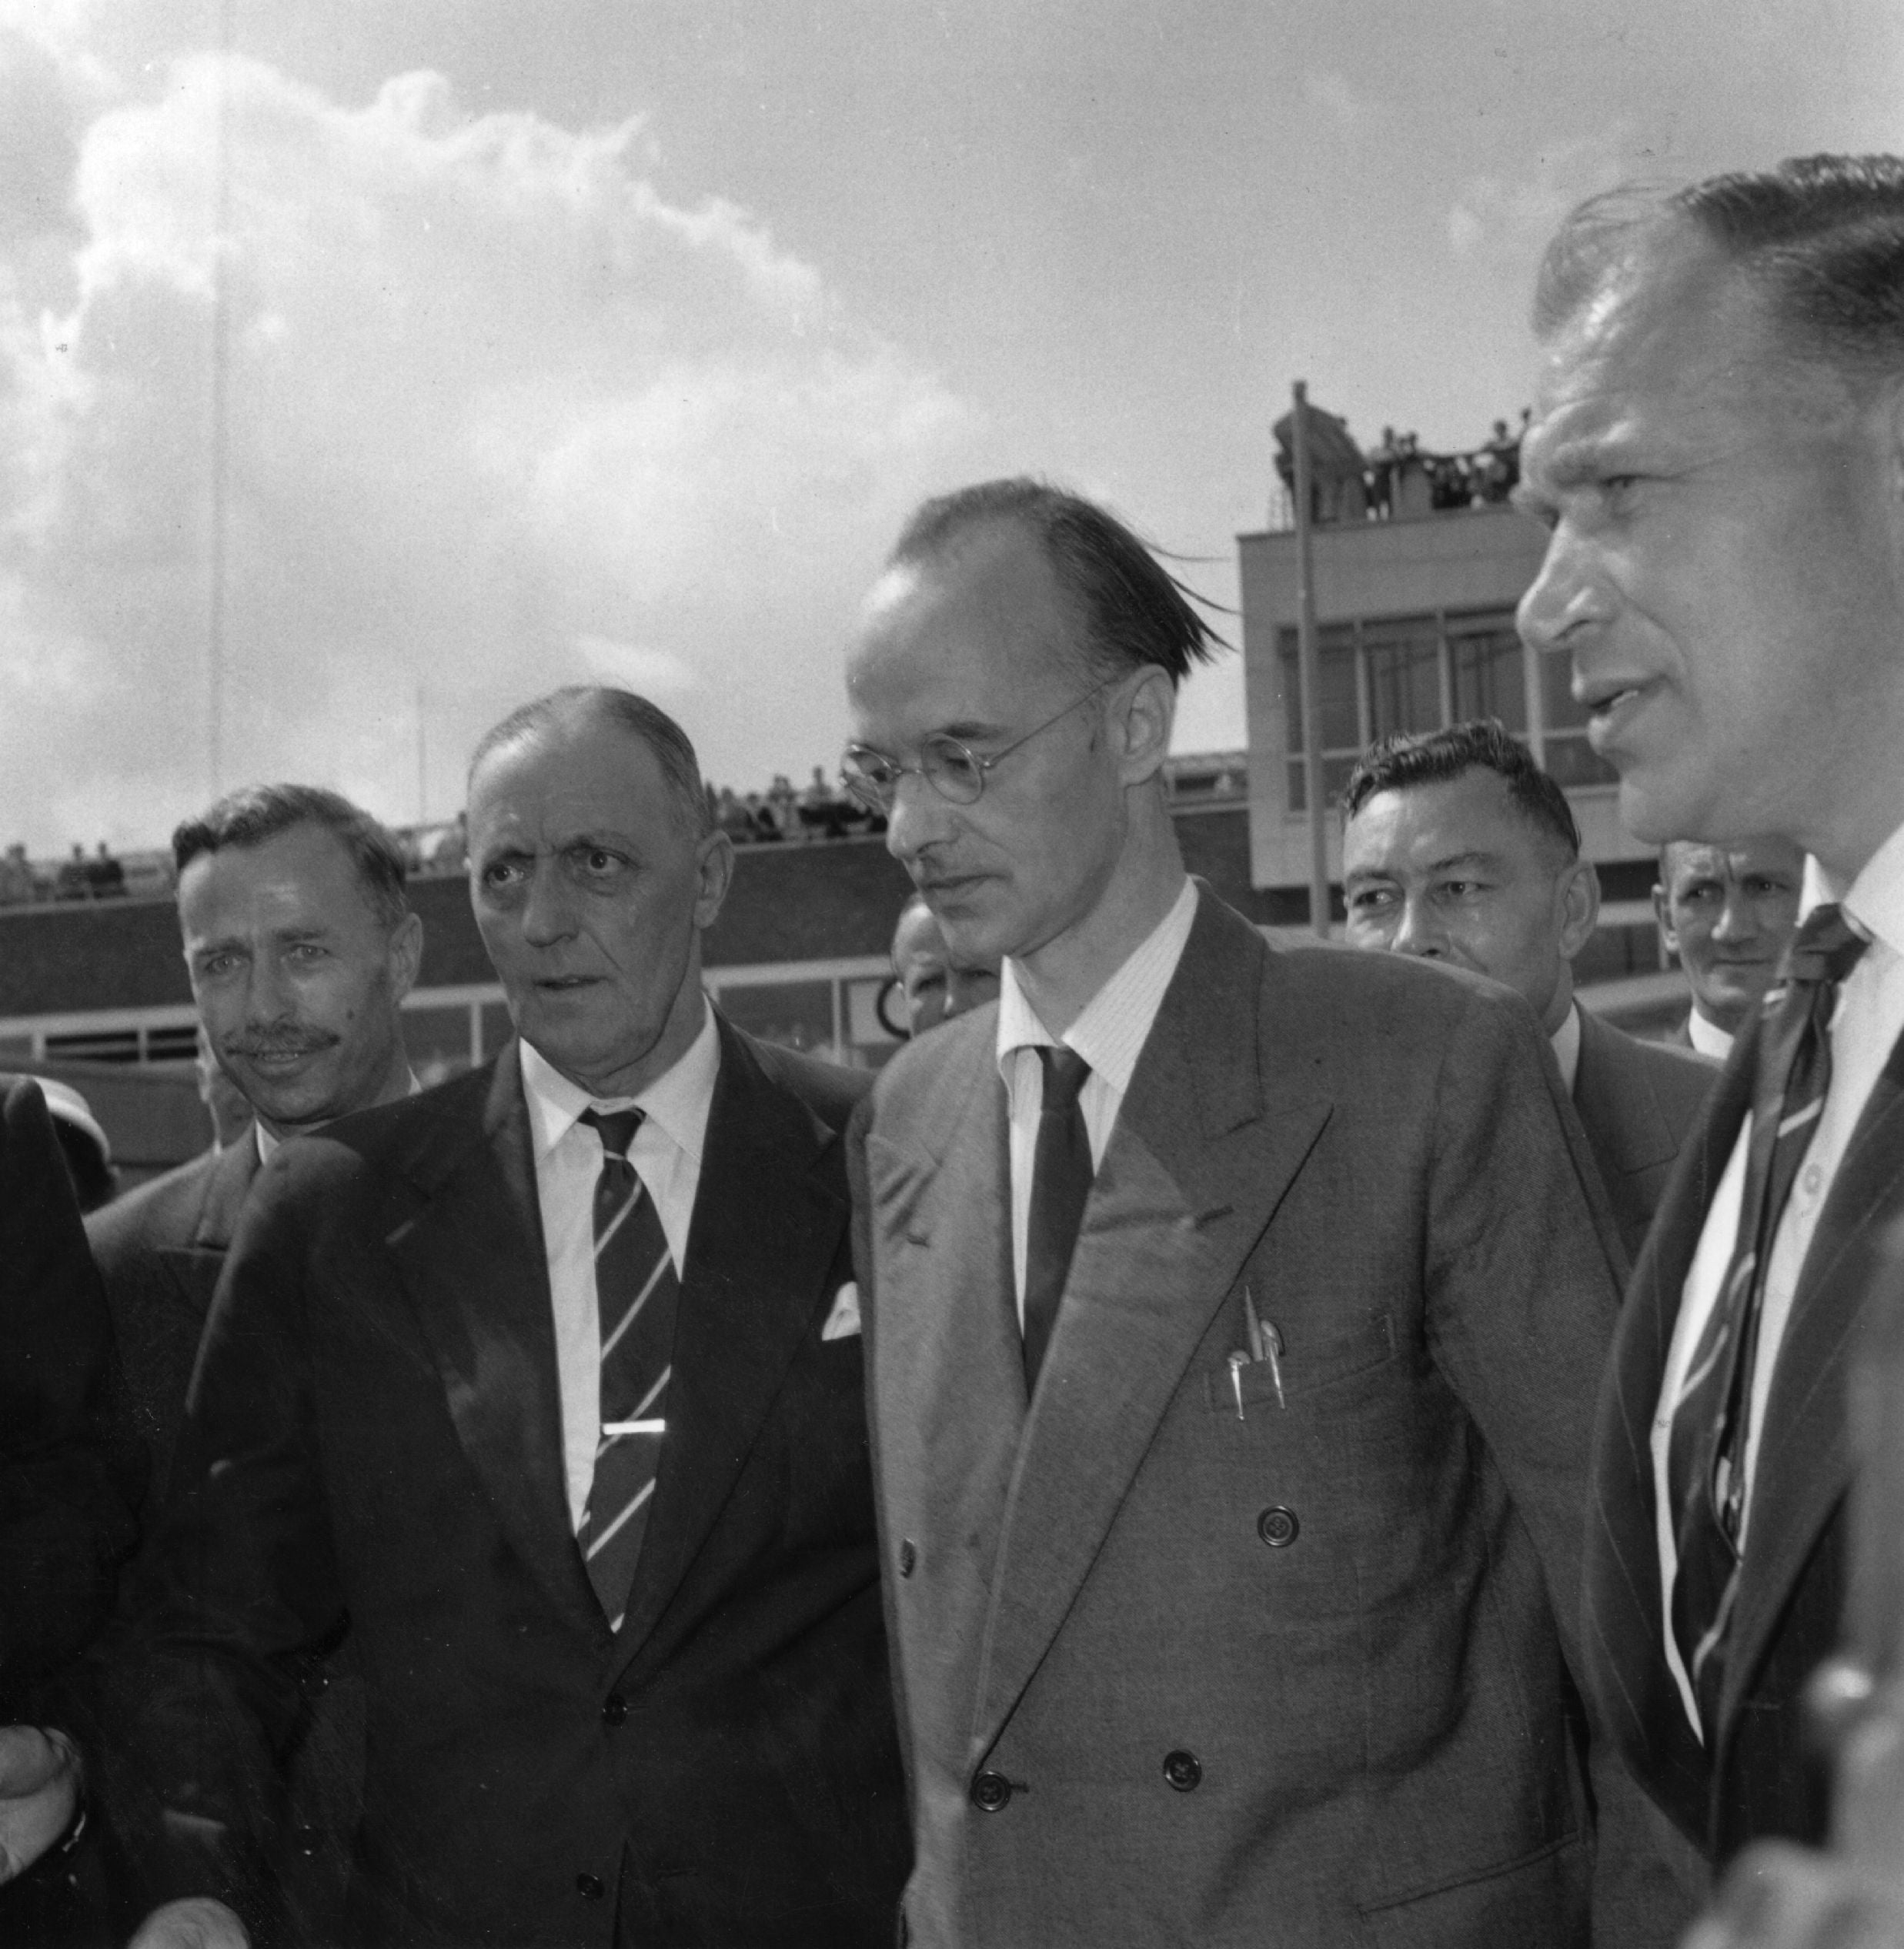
[
  {"left": 1534, "top": 155, "right": 1904, "bottom": 385},
  {"left": 173, "top": 785, "right": 411, "bottom": 931},
  {"left": 890, "top": 477, "right": 1226, "bottom": 691},
  {"left": 1344, "top": 719, "right": 1581, "bottom": 861},
  {"left": 468, "top": 686, "right": 713, "bottom": 838}
]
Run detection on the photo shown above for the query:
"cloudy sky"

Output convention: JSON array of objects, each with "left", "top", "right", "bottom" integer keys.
[{"left": 0, "top": 0, "right": 1898, "bottom": 851}]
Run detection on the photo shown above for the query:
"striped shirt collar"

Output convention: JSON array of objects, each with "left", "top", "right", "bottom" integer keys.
[
  {"left": 995, "top": 875, "right": 1198, "bottom": 1091},
  {"left": 519, "top": 994, "right": 719, "bottom": 1169}
]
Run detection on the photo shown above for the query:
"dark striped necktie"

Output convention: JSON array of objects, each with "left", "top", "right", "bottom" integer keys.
[
  {"left": 1022, "top": 1046, "right": 1094, "bottom": 1388},
  {"left": 1667, "top": 902, "right": 1869, "bottom": 1734},
  {"left": 576, "top": 1106, "right": 680, "bottom": 1630}
]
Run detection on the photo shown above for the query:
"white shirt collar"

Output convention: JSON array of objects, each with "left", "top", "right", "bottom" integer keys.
[
  {"left": 1550, "top": 1000, "right": 1582, "bottom": 1096},
  {"left": 1807, "top": 819, "right": 1904, "bottom": 960},
  {"left": 995, "top": 876, "right": 1198, "bottom": 1090},
  {"left": 1687, "top": 1008, "right": 1735, "bottom": 1061},
  {"left": 519, "top": 995, "right": 720, "bottom": 1167},
  {"left": 255, "top": 1070, "right": 423, "bottom": 1164}
]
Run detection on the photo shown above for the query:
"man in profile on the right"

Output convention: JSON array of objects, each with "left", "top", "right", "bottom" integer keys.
[
  {"left": 1515, "top": 154, "right": 1904, "bottom": 1877},
  {"left": 1653, "top": 838, "right": 1805, "bottom": 1060}
]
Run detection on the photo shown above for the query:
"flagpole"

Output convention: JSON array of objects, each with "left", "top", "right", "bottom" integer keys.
[{"left": 1291, "top": 381, "right": 1331, "bottom": 938}]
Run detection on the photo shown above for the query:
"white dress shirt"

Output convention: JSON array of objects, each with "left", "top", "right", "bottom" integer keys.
[
  {"left": 519, "top": 1002, "right": 720, "bottom": 1528},
  {"left": 1687, "top": 1009, "right": 1735, "bottom": 1062},
  {"left": 1551, "top": 1001, "right": 1583, "bottom": 1096},
  {"left": 995, "top": 875, "right": 1198, "bottom": 1320},
  {"left": 1652, "top": 823, "right": 1904, "bottom": 1734}
]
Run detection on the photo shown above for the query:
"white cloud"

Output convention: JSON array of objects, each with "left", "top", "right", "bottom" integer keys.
[
  {"left": 1447, "top": 128, "right": 1645, "bottom": 269},
  {"left": 0, "top": 45, "right": 971, "bottom": 848},
  {"left": 1301, "top": 68, "right": 1376, "bottom": 135}
]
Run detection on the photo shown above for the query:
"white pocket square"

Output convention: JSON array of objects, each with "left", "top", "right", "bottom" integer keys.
[{"left": 821, "top": 1281, "right": 861, "bottom": 1341}]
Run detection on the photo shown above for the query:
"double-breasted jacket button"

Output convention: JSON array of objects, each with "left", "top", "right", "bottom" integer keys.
[
  {"left": 600, "top": 1693, "right": 628, "bottom": 1726},
  {"left": 575, "top": 1872, "right": 606, "bottom": 1901},
  {"left": 899, "top": 1540, "right": 917, "bottom": 1577},
  {"left": 970, "top": 1770, "right": 1014, "bottom": 1812},
  {"left": 1257, "top": 1505, "right": 1299, "bottom": 1547},
  {"left": 1162, "top": 1750, "right": 1202, "bottom": 1793}
]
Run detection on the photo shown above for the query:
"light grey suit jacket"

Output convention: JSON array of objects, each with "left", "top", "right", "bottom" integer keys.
[{"left": 852, "top": 889, "right": 1671, "bottom": 1949}]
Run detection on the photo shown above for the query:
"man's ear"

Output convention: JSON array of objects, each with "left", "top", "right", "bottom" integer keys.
[
  {"left": 1117, "top": 666, "right": 1177, "bottom": 786},
  {"left": 389, "top": 911, "right": 426, "bottom": 1003},
  {"left": 693, "top": 827, "right": 736, "bottom": 932},
  {"left": 1652, "top": 883, "right": 1679, "bottom": 962},
  {"left": 1555, "top": 857, "right": 1601, "bottom": 962}
]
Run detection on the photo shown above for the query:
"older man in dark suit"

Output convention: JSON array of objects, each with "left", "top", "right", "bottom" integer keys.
[
  {"left": 842, "top": 479, "right": 1680, "bottom": 1947},
  {"left": 1515, "top": 155, "right": 1904, "bottom": 1884},
  {"left": 2, "top": 689, "right": 909, "bottom": 1947},
  {"left": 1341, "top": 719, "right": 1716, "bottom": 1270}
]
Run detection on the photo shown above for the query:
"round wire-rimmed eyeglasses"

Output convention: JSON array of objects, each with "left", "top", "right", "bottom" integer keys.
[{"left": 840, "top": 675, "right": 1119, "bottom": 813}]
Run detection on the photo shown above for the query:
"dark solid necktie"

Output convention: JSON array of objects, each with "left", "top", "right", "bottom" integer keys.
[
  {"left": 1022, "top": 1046, "right": 1094, "bottom": 1388},
  {"left": 576, "top": 1107, "right": 680, "bottom": 1630},
  {"left": 1667, "top": 903, "right": 1869, "bottom": 1734}
]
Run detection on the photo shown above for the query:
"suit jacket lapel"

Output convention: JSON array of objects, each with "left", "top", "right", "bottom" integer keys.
[
  {"left": 156, "top": 1140, "right": 262, "bottom": 1324},
  {"left": 1584, "top": 1045, "right": 1748, "bottom": 1832},
  {"left": 972, "top": 896, "right": 1331, "bottom": 1750},
  {"left": 386, "top": 1048, "right": 603, "bottom": 1636},
  {"left": 1725, "top": 1024, "right": 1904, "bottom": 1727},
  {"left": 614, "top": 1017, "right": 854, "bottom": 1660}
]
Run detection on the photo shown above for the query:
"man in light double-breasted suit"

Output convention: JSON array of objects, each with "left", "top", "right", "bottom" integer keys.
[{"left": 841, "top": 479, "right": 1683, "bottom": 1947}]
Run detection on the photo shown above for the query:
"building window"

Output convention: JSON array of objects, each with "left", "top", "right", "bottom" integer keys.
[
  {"left": 1539, "top": 656, "right": 1619, "bottom": 786},
  {"left": 1281, "top": 606, "right": 1604, "bottom": 810}
]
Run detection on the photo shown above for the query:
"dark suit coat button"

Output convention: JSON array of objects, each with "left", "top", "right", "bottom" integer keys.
[
  {"left": 899, "top": 1540, "right": 917, "bottom": 1577},
  {"left": 600, "top": 1693, "right": 628, "bottom": 1726},
  {"left": 575, "top": 1872, "right": 606, "bottom": 1901},
  {"left": 970, "top": 1770, "right": 1013, "bottom": 1811},
  {"left": 1258, "top": 1505, "right": 1299, "bottom": 1547},
  {"left": 1162, "top": 1750, "right": 1202, "bottom": 1792}
]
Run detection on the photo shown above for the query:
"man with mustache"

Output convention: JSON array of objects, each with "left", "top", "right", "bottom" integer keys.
[
  {"left": 88, "top": 784, "right": 423, "bottom": 1519},
  {"left": 79, "top": 784, "right": 423, "bottom": 1939}
]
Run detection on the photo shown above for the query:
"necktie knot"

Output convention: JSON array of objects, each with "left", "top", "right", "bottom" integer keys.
[
  {"left": 580, "top": 1106, "right": 644, "bottom": 1160},
  {"left": 1786, "top": 903, "right": 1869, "bottom": 989},
  {"left": 1038, "top": 1044, "right": 1092, "bottom": 1111}
]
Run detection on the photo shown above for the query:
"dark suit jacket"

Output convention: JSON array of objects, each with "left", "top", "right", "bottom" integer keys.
[
  {"left": 853, "top": 889, "right": 1664, "bottom": 1949},
  {"left": 86, "top": 1139, "right": 260, "bottom": 1520},
  {"left": 1583, "top": 1010, "right": 1904, "bottom": 1866},
  {"left": 0, "top": 1074, "right": 139, "bottom": 1712},
  {"left": 1572, "top": 1007, "right": 1717, "bottom": 1268},
  {"left": 99, "top": 1020, "right": 910, "bottom": 1948}
]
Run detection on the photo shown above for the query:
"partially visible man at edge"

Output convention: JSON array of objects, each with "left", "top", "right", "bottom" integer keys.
[
  {"left": 1653, "top": 837, "right": 1806, "bottom": 1060},
  {"left": 1513, "top": 153, "right": 1904, "bottom": 1897},
  {"left": 843, "top": 476, "right": 1686, "bottom": 1947},
  {"left": 1341, "top": 718, "right": 1715, "bottom": 1270}
]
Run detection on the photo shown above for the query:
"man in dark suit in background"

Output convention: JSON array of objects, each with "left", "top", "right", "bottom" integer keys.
[
  {"left": 1515, "top": 155, "right": 1904, "bottom": 1872},
  {"left": 88, "top": 785, "right": 423, "bottom": 1523},
  {"left": 1653, "top": 837, "right": 1805, "bottom": 1061},
  {"left": 843, "top": 479, "right": 1682, "bottom": 1947},
  {"left": 1, "top": 686, "right": 910, "bottom": 1947},
  {"left": 1342, "top": 719, "right": 1715, "bottom": 1269}
]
